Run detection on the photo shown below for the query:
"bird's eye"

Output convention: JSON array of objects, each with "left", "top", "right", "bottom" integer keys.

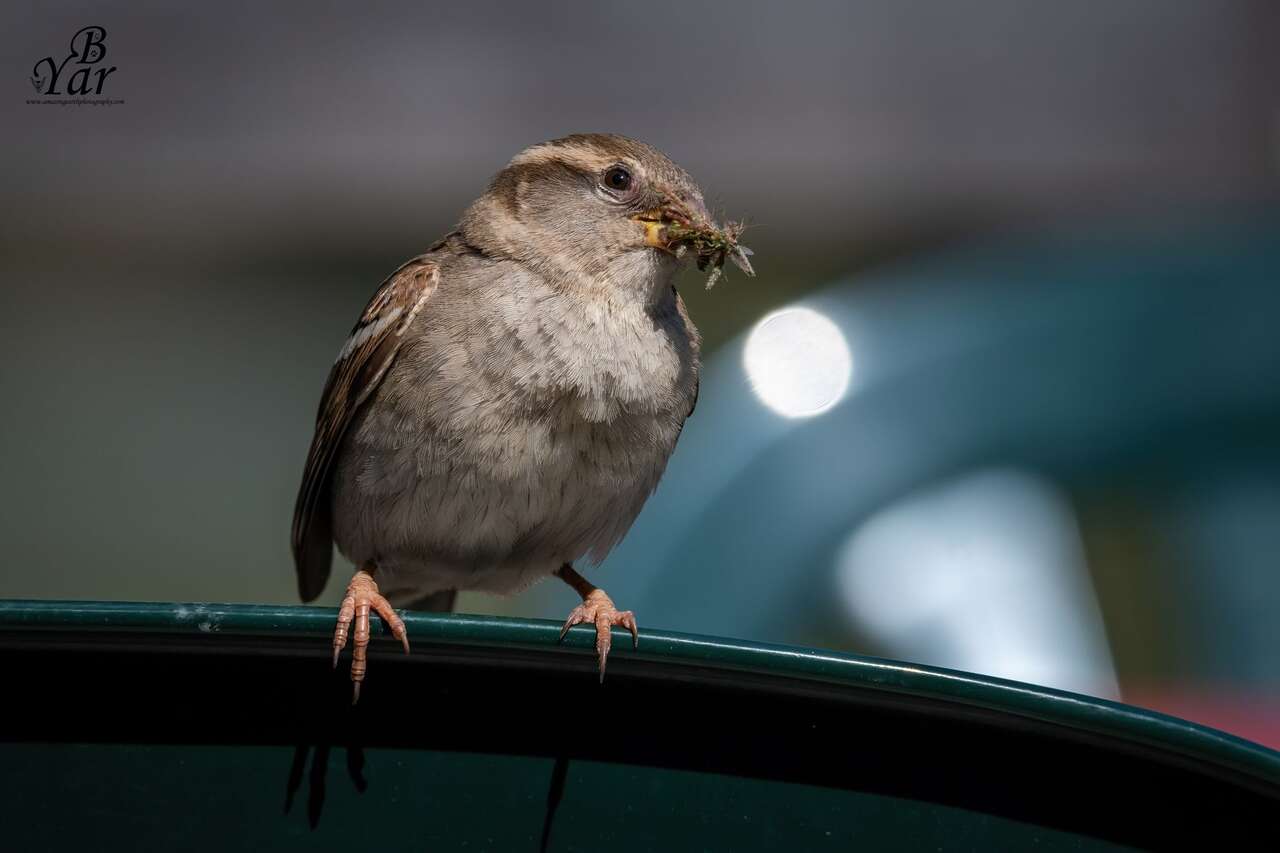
[{"left": 603, "top": 166, "right": 632, "bottom": 192}]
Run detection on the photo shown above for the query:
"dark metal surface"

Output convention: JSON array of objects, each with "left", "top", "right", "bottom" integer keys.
[{"left": 2, "top": 600, "right": 1277, "bottom": 850}]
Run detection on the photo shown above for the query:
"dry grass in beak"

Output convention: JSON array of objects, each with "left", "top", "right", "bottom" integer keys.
[{"left": 666, "top": 219, "right": 755, "bottom": 290}]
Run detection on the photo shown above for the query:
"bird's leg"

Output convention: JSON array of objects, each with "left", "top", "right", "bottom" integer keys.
[
  {"left": 332, "top": 561, "right": 409, "bottom": 704},
  {"left": 555, "top": 563, "right": 638, "bottom": 682}
]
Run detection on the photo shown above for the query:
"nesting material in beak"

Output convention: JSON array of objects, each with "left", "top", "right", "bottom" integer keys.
[{"left": 633, "top": 195, "right": 754, "bottom": 290}]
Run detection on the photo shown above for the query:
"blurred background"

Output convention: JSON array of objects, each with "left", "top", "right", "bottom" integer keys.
[{"left": 3, "top": 2, "right": 1279, "bottom": 745}]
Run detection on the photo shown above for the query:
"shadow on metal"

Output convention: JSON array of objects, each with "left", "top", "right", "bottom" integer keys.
[{"left": 1, "top": 601, "right": 1277, "bottom": 850}]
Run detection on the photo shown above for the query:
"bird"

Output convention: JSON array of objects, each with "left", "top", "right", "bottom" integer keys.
[{"left": 291, "top": 133, "right": 751, "bottom": 701}]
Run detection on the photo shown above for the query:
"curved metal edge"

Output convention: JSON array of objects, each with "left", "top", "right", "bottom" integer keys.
[{"left": 2, "top": 598, "right": 1278, "bottom": 785}]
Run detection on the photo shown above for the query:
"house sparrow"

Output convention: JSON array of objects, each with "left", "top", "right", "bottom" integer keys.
[{"left": 291, "top": 133, "right": 751, "bottom": 701}]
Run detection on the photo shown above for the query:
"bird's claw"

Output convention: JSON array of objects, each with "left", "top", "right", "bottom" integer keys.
[
  {"left": 558, "top": 589, "right": 638, "bottom": 682},
  {"left": 332, "top": 568, "right": 410, "bottom": 703}
]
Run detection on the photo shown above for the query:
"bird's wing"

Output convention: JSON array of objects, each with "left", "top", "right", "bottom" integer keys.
[{"left": 291, "top": 256, "right": 440, "bottom": 601}]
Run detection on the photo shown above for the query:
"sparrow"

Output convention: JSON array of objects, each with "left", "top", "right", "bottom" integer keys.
[{"left": 291, "top": 133, "right": 752, "bottom": 701}]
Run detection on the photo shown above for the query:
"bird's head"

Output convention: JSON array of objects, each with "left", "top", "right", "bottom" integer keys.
[{"left": 461, "top": 133, "right": 751, "bottom": 300}]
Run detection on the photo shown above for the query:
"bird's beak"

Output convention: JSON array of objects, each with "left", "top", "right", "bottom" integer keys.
[
  {"left": 637, "top": 217, "right": 673, "bottom": 250},
  {"left": 631, "top": 190, "right": 754, "bottom": 286},
  {"left": 631, "top": 192, "right": 711, "bottom": 254}
]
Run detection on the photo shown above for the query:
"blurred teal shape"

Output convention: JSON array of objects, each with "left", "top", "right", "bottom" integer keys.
[{"left": 835, "top": 467, "right": 1117, "bottom": 697}]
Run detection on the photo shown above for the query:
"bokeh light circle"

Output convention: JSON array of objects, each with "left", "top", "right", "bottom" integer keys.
[{"left": 742, "top": 306, "right": 853, "bottom": 418}]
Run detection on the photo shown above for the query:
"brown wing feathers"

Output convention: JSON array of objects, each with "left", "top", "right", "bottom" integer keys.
[{"left": 291, "top": 257, "right": 440, "bottom": 601}]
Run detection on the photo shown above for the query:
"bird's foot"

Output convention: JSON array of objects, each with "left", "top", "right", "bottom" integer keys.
[
  {"left": 332, "top": 568, "right": 409, "bottom": 703},
  {"left": 558, "top": 589, "right": 638, "bottom": 682}
]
